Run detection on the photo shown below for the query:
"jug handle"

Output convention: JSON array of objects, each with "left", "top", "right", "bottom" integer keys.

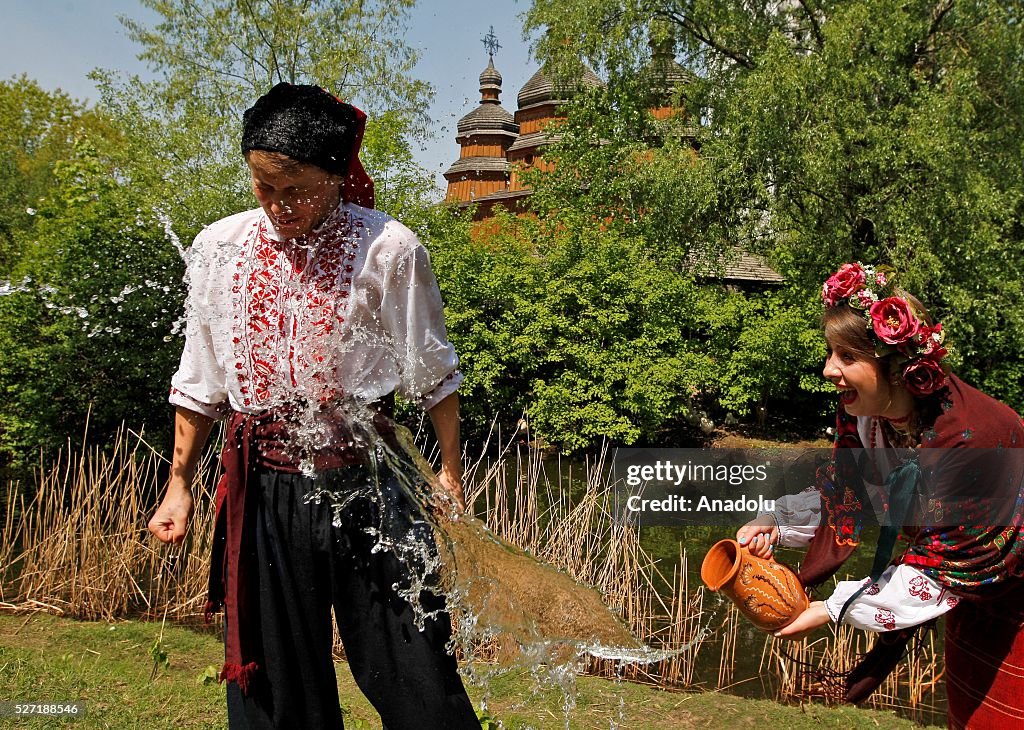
[{"left": 738, "top": 541, "right": 778, "bottom": 563}]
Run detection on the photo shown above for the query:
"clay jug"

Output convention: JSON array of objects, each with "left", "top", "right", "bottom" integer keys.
[{"left": 700, "top": 539, "right": 808, "bottom": 631}]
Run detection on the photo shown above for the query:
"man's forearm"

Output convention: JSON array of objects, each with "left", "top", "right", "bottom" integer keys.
[
  {"left": 149, "top": 406, "right": 214, "bottom": 543},
  {"left": 170, "top": 406, "right": 216, "bottom": 488},
  {"left": 427, "top": 392, "right": 464, "bottom": 511},
  {"left": 427, "top": 392, "right": 461, "bottom": 474}
]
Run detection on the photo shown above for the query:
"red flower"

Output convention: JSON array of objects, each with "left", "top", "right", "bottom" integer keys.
[
  {"left": 903, "top": 357, "right": 947, "bottom": 397},
  {"left": 869, "top": 297, "right": 920, "bottom": 344},
  {"left": 822, "top": 263, "right": 867, "bottom": 306},
  {"left": 917, "top": 323, "right": 947, "bottom": 359}
]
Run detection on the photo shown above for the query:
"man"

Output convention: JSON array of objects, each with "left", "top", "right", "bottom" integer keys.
[{"left": 148, "top": 83, "right": 478, "bottom": 729}]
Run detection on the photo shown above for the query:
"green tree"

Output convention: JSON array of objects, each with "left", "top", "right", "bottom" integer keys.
[
  {"left": 96, "top": 0, "right": 437, "bottom": 241},
  {"left": 0, "top": 2, "right": 442, "bottom": 469},
  {"left": 0, "top": 78, "right": 108, "bottom": 272},
  {"left": 428, "top": 199, "right": 816, "bottom": 450},
  {"left": 0, "top": 135, "right": 184, "bottom": 470},
  {"left": 525, "top": 0, "right": 1024, "bottom": 411},
  {"left": 120, "top": 0, "right": 431, "bottom": 124}
]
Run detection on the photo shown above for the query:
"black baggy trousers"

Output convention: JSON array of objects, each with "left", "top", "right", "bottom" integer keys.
[{"left": 225, "top": 465, "right": 478, "bottom": 729}]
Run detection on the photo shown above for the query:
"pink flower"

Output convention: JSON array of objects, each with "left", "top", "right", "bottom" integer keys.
[
  {"left": 875, "top": 271, "right": 888, "bottom": 286},
  {"left": 869, "top": 297, "right": 920, "bottom": 344},
  {"left": 822, "top": 263, "right": 867, "bottom": 306},
  {"left": 854, "top": 289, "right": 876, "bottom": 308},
  {"left": 903, "top": 357, "right": 947, "bottom": 397}
]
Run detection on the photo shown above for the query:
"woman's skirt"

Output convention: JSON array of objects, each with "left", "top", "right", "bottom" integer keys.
[{"left": 945, "top": 590, "right": 1024, "bottom": 729}]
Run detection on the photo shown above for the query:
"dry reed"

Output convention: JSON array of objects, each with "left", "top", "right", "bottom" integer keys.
[
  {"left": 0, "top": 426, "right": 216, "bottom": 621},
  {"left": 761, "top": 590, "right": 944, "bottom": 720},
  {"left": 0, "top": 425, "right": 943, "bottom": 722}
]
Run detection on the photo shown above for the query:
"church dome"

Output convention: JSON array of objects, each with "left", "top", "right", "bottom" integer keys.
[
  {"left": 517, "top": 64, "right": 604, "bottom": 109},
  {"left": 455, "top": 58, "right": 518, "bottom": 139},
  {"left": 479, "top": 59, "right": 502, "bottom": 88},
  {"left": 644, "top": 36, "right": 694, "bottom": 98},
  {"left": 456, "top": 104, "right": 518, "bottom": 137}
]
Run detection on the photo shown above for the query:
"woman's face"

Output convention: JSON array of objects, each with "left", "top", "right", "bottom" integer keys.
[{"left": 822, "top": 336, "right": 898, "bottom": 417}]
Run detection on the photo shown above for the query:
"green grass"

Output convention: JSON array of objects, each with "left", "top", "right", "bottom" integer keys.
[{"left": 0, "top": 613, "right": 939, "bottom": 729}]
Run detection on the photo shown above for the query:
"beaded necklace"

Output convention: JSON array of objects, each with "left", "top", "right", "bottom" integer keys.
[{"left": 869, "top": 413, "right": 917, "bottom": 449}]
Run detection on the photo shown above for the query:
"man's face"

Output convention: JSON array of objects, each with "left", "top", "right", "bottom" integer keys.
[{"left": 246, "top": 152, "right": 343, "bottom": 239}]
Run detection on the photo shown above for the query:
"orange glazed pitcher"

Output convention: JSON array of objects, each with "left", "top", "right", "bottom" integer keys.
[{"left": 700, "top": 539, "right": 808, "bottom": 631}]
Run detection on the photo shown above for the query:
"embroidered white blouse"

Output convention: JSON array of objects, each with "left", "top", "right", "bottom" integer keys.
[
  {"left": 761, "top": 416, "right": 960, "bottom": 632},
  {"left": 169, "top": 201, "right": 462, "bottom": 419}
]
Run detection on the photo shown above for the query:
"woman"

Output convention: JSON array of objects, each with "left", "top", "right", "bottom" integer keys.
[{"left": 737, "top": 262, "right": 1024, "bottom": 728}]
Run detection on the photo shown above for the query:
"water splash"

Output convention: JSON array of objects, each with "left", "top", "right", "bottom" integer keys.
[
  {"left": 157, "top": 209, "right": 187, "bottom": 259},
  {"left": 0, "top": 277, "right": 32, "bottom": 297},
  {"left": 183, "top": 208, "right": 681, "bottom": 723},
  {"left": 318, "top": 404, "right": 683, "bottom": 722},
  {"left": 228, "top": 336, "right": 669, "bottom": 722}
]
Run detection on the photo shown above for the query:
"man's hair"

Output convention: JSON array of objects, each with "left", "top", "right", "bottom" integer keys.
[
  {"left": 244, "top": 149, "right": 326, "bottom": 177},
  {"left": 241, "top": 83, "right": 358, "bottom": 176}
]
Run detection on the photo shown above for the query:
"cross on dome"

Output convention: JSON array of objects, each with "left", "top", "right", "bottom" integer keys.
[{"left": 482, "top": 26, "right": 501, "bottom": 59}]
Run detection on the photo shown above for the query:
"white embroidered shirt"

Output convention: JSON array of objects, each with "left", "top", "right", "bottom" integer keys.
[{"left": 169, "top": 202, "right": 462, "bottom": 419}]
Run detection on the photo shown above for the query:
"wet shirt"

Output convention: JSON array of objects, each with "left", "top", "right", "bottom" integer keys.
[{"left": 169, "top": 201, "right": 461, "bottom": 418}]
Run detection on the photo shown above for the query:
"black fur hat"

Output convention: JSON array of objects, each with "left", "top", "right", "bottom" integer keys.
[{"left": 241, "top": 83, "right": 358, "bottom": 176}]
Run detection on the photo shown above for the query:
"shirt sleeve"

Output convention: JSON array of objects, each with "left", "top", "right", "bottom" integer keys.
[
  {"left": 168, "top": 241, "right": 230, "bottom": 420},
  {"left": 379, "top": 239, "right": 462, "bottom": 410},
  {"left": 824, "top": 564, "right": 960, "bottom": 632},
  {"left": 760, "top": 488, "right": 821, "bottom": 548}
]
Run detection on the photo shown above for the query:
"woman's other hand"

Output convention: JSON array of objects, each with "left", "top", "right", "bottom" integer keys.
[{"left": 772, "top": 601, "right": 831, "bottom": 640}]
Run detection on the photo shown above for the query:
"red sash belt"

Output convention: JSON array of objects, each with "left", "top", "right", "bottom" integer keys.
[{"left": 205, "top": 407, "right": 370, "bottom": 694}]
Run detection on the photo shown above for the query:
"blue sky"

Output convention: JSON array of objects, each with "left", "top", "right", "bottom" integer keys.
[{"left": 0, "top": 0, "right": 539, "bottom": 195}]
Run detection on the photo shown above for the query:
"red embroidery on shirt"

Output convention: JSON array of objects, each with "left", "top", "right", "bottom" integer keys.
[
  {"left": 908, "top": 575, "right": 933, "bottom": 602},
  {"left": 945, "top": 596, "right": 960, "bottom": 608},
  {"left": 864, "top": 581, "right": 881, "bottom": 596},
  {"left": 232, "top": 209, "right": 361, "bottom": 406},
  {"left": 874, "top": 609, "right": 896, "bottom": 631}
]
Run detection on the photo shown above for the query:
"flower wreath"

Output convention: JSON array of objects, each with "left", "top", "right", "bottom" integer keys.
[{"left": 822, "top": 262, "right": 948, "bottom": 396}]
